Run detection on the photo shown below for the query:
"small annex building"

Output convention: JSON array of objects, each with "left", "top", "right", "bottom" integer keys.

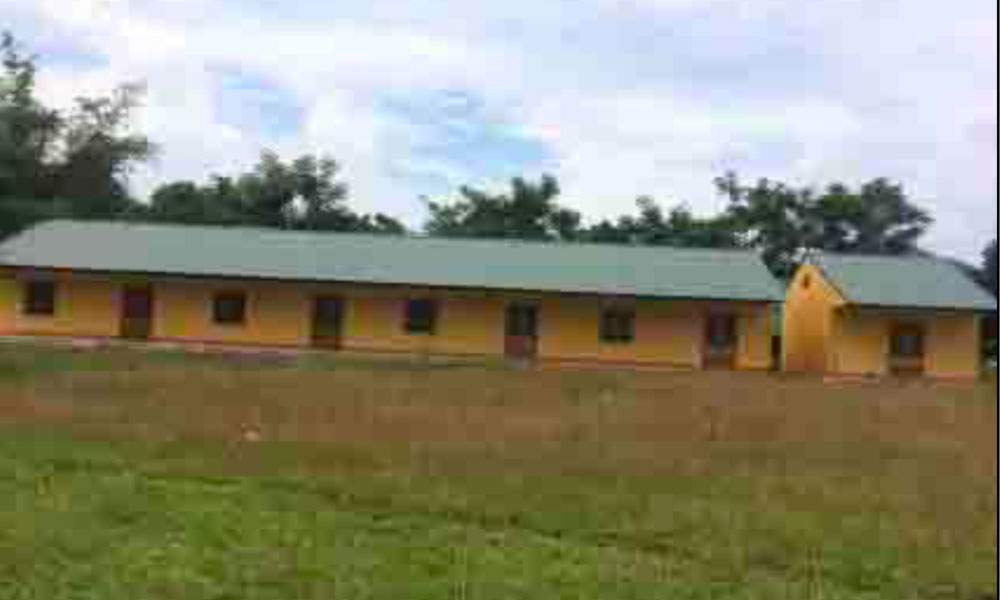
[
  {"left": 0, "top": 220, "right": 782, "bottom": 369},
  {"left": 782, "top": 253, "right": 997, "bottom": 378}
]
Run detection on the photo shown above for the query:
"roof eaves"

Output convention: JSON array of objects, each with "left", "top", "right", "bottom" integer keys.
[
  {"left": 0, "top": 261, "right": 780, "bottom": 303},
  {"left": 803, "top": 259, "right": 852, "bottom": 305},
  {"left": 849, "top": 301, "right": 997, "bottom": 313}
]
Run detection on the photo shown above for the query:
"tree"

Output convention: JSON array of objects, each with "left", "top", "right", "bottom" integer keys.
[
  {"left": 716, "top": 173, "right": 809, "bottom": 279},
  {"left": 147, "top": 151, "right": 407, "bottom": 234},
  {"left": 232, "top": 150, "right": 300, "bottom": 228},
  {"left": 808, "top": 179, "right": 931, "bottom": 254},
  {"left": 55, "top": 83, "right": 155, "bottom": 206},
  {"left": 425, "top": 174, "right": 580, "bottom": 241},
  {"left": 149, "top": 181, "right": 236, "bottom": 225},
  {"left": 353, "top": 212, "right": 408, "bottom": 235},
  {"left": 980, "top": 239, "right": 999, "bottom": 361},
  {"left": 0, "top": 32, "right": 60, "bottom": 200},
  {"left": 584, "top": 196, "right": 738, "bottom": 248},
  {"left": 716, "top": 172, "right": 933, "bottom": 278},
  {"left": 981, "top": 239, "right": 998, "bottom": 298},
  {"left": 291, "top": 154, "right": 349, "bottom": 230},
  {"left": 1, "top": 32, "right": 153, "bottom": 237}
]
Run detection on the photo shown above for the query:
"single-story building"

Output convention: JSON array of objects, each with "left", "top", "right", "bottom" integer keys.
[
  {"left": 782, "top": 253, "right": 997, "bottom": 378},
  {"left": 0, "top": 220, "right": 781, "bottom": 369}
]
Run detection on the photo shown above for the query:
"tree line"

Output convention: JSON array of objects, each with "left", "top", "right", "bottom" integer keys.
[{"left": 1, "top": 32, "right": 996, "bottom": 295}]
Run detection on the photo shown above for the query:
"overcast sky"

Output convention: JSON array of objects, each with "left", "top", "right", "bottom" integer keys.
[{"left": 3, "top": 0, "right": 996, "bottom": 260}]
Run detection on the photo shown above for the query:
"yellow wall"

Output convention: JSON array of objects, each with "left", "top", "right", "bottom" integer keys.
[
  {"left": 0, "top": 269, "right": 14, "bottom": 334},
  {"left": 341, "top": 287, "right": 505, "bottom": 356},
  {"left": 828, "top": 310, "right": 982, "bottom": 378},
  {"left": 0, "top": 269, "right": 774, "bottom": 369},
  {"left": 924, "top": 312, "right": 980, "bottom": 378},
  {"left": 782, "top": 264, "right": 845, "bottom": 372},
  {"left": 828, "top": 309, "right": 889, "bottom": 376},
  {"left": 154, "top": 278, "right": 311, "bottom": 346},
  {"left": 535, "top": 298, "right": 771, "bottom": 368},
  {"left": 784, "top": 264, "right": 983, "bottom": 378},
  {"left": 0, "top": 270, "right": 120, "bottom": 338},
  {"left": 537, "top": 297, "right": 703, "bottom": 366},
  {"left": 736, "top": 303, "right": 773, "bottom": 370}
]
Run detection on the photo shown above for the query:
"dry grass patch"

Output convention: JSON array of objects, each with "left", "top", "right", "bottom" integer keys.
[{"left": 0, "top": 343, "right": 996, "bottom": 599}]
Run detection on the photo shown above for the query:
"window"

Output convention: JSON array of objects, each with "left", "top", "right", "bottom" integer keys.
[
  {"left": 801, "top": 274, "right": 811, "bottom": 289},
  {"left": 405, "top": 298, "right": 437, "bottom": 334},
  {"left": 600, "top": 306, "right": 635, "bottom": 343},
  {"left": 890, "top": 325, "right": 924, "bottom": 358},
  {"left": 23, "top": 280, "right": 55, "bottom": 316},
  {"left": 212, "top": 291, "right": 246, "bottom": 325}
]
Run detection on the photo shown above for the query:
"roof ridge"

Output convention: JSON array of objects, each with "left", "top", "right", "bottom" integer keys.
[{"left": 810, "top": 250, "right": 954, "bottom": 263}]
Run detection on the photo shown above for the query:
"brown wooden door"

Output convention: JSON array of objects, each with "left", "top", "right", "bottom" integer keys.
[
  {"left": 703, "top": 313, "right": 737, "bottom": 369},
  {"left": 312, "top": 296, "right": 344, "bottom": 348},
  {"left": 505, "top": 304, "right": 538, "bottom": 359},
  {"left": 120, "top": 286, "right": 153, "bottom": 340}
]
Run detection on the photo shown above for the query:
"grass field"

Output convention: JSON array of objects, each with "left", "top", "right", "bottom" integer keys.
[{"left": 0, "top": 342, "right": 996, "bottom": 599}]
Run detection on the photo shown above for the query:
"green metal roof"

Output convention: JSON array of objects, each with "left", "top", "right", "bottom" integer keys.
[
  {"left": 0, "top": 220, "right": 781, "bottom": 302},
  {"left": 812, "top": 253, "right": 997, "bottom": 311}
]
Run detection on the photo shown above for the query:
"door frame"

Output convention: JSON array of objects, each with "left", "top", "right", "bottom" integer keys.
[
  {"left": 702, "top": 312, "right": 737, "bottom": 369},
  {"left": 119, "top": 284, "right": 154, "bottom": 340},
  {"left": 504, "top": 302, "right": 539, "bottom": 360},
  {"left": 311, "top": 295, "right": 345, "bottom": 349}
]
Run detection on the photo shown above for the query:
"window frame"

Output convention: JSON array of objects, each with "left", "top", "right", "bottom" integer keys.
[
  {"left": 211, "top": 291, "right": 247, "bottom": 326},
  {"left": 23, "top": 279, "right": 56, "bottom": 316},
  {"left": 404, "top": 298, "right": 437, "bottom": 335},
  {"left": 599, "top": 304, "right": 636, "bottom": 344}
]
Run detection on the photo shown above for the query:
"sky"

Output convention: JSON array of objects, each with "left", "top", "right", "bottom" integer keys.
[{"left": 2, "top": 0, "right": 997, "bottom": 261}]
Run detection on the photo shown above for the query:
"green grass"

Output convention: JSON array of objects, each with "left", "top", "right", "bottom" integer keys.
[{"left": 0, "top": 343, "right": 996, "bottom": 599}]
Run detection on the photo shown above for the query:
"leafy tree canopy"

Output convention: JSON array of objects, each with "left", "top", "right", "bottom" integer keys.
[
  {"left": 148, "top": 151, "right": 406, "bottom": 234},
  {"left": 425, "top": 174, "right": 579, "bottom": 242},
  {"left": 716, "top": 172, "right": 932, "bottom": 278},
  {"left": 584, "top": 196, "right": 738, "bottom": 248},
  {"left": 980, "top": 239, "right": 997, "bottom": 298},
  {"left": 1, "top": 32, "right": 153, "bottom": 236}
]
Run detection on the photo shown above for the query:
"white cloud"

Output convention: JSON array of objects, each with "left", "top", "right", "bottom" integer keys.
[
  {"left": 516, "top": 90, "right": 866, "bottom": 219},
  {"left": 6, "top": 0, "right": 996, "bottom": 260}
]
